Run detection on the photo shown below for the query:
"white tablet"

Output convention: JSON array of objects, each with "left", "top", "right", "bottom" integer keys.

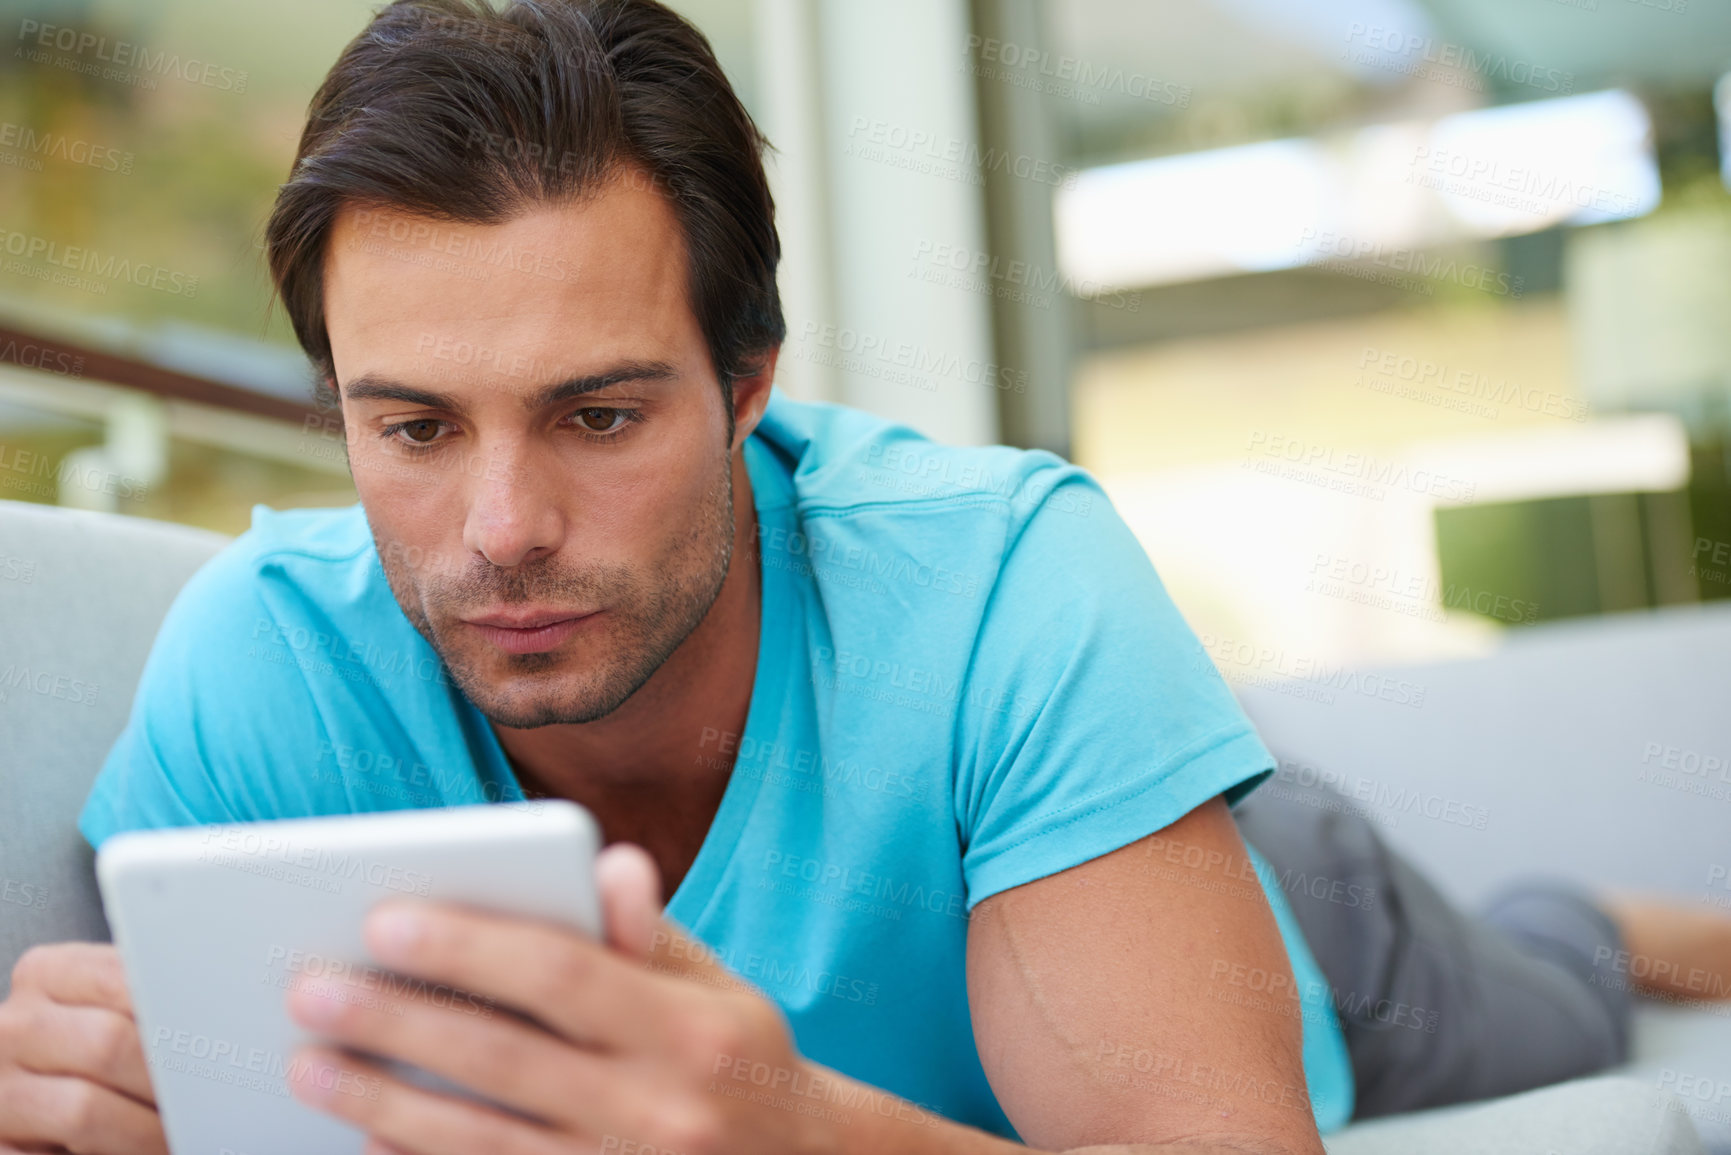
[{"left": 96, "top": 800, "right": 603, "bottom": 1155}]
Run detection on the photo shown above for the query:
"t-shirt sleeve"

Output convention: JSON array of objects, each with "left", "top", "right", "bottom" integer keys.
[
  {"left": 77, "top": 546, "right": 331, "bottom": 851},
  {"left": 952, "top": 466, "right": 1274, "bottom": 911}
]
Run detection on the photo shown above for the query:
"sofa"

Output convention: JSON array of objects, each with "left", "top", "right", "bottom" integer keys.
[{"left": 0, "top": 496, "right": 1715, "bottom": 1154}]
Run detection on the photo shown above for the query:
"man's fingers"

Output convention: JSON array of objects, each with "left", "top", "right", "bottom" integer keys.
[
  {"left": 286, "top": 1046, "right": 567, "bottom": 1155},
  {"left": 362, "top": 901, "right": 715, "bottom": 1055},
  {"left": 10, "top": 944, "right": 132, "bottom": 1017},
  {"left": 0, "top": 1001, "right": 155, "bottom": 1105},
  {"left": 0, "top": 1069, "right": 168, "bottom": 1155},
  {"left": 284, "top": 975, "right": 649, "bottom": 1133},
  {"left": 642, "top": 918, "right": 760, "bottom": 994},
  {"left": 363, "top": 1140, "right": 415, "bottom": 1155},
  {"left": 595, "top": 843, "right": 663, "bottom": 961},
  {"left": 580, "top": 842, "right": 755, "bottom": 993}
]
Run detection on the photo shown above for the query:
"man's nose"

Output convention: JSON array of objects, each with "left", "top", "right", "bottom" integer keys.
[{"left": 461, "top": 451, "right": 564, "bottom": 568}]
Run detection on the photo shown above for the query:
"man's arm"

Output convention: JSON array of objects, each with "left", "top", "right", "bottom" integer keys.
[{"left": 963, "top": 796, "right": 1326, "bottom": 1155}]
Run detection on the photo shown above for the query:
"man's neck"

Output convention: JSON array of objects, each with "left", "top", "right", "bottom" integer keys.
[{"left": 488, "top": 450, "right": 762, "bottom": 892}]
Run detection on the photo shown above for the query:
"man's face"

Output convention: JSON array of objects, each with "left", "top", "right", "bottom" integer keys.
[{"left": 322, "top": 173, "right": 752, "bottom": 728}]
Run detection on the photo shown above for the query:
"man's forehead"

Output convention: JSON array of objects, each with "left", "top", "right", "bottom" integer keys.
[
  {"left": 321, "top": 178, "right": 699, "bottom": 389},
  {"left": 323, "top": 176, "right": 688, "bottom": 315}
]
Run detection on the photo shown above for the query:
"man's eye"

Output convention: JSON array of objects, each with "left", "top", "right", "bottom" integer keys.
[
  {"left": 573, "top": 407, "right": 624, "bottom": 433},
  {"left": 399, "top": 419, "right": 443, "bottom": 444}
]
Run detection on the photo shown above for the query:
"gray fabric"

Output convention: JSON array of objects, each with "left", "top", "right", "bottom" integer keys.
[
  {"left": 1236, "top": 776, "right": 1632, "bottom": 1118},
  {"left": 1323, "top": 1075, "right": 1706, "bottom": 1155},
  {"left": 0, "top": 498, "right": 228, "bottom": 998},
  {"left": 1236, "top": 605, "right": 1731, "bottom": 1154},
  {"left": 1479, "top": 881, "right": 1634, "bottom": 1053}
]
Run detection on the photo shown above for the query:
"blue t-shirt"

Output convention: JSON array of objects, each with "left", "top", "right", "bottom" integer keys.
[{"left": 80, "top": 388, "right": 1353, "bottom": 1137}]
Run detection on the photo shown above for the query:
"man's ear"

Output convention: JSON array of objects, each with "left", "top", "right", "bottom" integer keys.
[
  {"left": 728, "top": 346, "right": 779, "bottom": 452},
  {"left": 316, "top": 373, "right": 343, "bottom": 416}
]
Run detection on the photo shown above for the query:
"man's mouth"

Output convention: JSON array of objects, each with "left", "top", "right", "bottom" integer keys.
[{"left": 461, "top": 608, "right": 602, "bottom": 655}]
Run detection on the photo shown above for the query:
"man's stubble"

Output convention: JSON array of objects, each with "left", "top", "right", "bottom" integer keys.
[{"left": 371, "top": 448, "right": 736, "bottom": 728}]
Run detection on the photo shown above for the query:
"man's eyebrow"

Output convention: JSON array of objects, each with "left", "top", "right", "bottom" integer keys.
[
  {"left": 528, "top": 360, "right": 678, "bottom": 408},
  {"left": 340, "top": 361, "right": 679, "bottom": 412},
  {"left": 342, "top": 376, "right": 458, "bottom": 410}
]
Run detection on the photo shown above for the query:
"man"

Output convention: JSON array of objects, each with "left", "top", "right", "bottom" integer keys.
[{"left": 1, "top": 2, "right": 1726, "bottom": 1153}]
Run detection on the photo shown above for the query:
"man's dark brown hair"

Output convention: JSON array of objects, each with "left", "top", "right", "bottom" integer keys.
[{"left": 265, "top": 0, "right": 784, "bottom": 421}]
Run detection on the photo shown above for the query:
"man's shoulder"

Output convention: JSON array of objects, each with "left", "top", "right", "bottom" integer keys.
[
  {"left": 748, "top": 393, "right": 1120, "bottom": 659},
  {"left": 227, "top": 501, "right": 376, "bottom": 569},
  {"left": 183, "top": 502, "right": 375, "bottom": 607},
  {"left": 130, "top": 500, "right": 447, "bottom": 762},
  {"left": 157, "top": 501, "right": 404, "bottom": 672},
  {"left": 83, "top": 504, "right": 459, "bottom": 844},
  {"left": 753, "top": 391, "right": 1100, "bottom": 527}
]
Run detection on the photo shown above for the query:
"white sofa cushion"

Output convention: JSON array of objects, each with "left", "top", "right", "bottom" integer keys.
[
  {"left": 1325, "top": 1074, "right": 1705, "bottom": 1155},
  {"left": 0, "top": 498, "right": 228, "bottom": 996}
]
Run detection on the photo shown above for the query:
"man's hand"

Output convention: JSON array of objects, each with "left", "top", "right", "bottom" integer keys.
[
  {"left": 0, "top": 942, "right": 168, "bottom": 1155},
  {"left": 283, "top": 843, "right": 870, "bottom": 1155}
]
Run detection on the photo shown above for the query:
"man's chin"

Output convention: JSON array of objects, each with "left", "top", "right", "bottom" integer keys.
[
  {"left": 476, "top": 701, "right": 591, "bottom": 730},
  {"left": 462, "top": 684, "right": 612, "bottom": 729},
  {"left": 443, "top": 655, "right": 633, "bottom": 729}
]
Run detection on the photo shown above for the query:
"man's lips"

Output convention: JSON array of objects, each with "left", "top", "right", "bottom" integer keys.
[
  {"left": 462, "top": 608, "right": 601, "bottom": 654},
  {"left": 465, "top": 607, "right": 597, "bottom": 630}
]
